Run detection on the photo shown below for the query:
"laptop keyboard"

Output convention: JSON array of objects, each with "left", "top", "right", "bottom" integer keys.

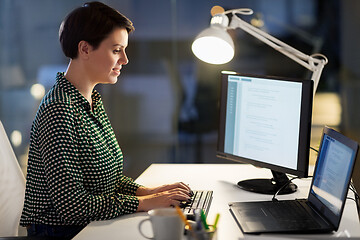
[
  {"left": 267, "top": 200, "right": 321, "bottom": 229},
  {"left": 181, "top": 190, "right": 213, "bottom": 220}
]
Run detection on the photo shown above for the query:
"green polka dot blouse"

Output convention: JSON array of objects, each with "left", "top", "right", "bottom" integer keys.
[{"left": 20, "top": 72, "right": 141, "bottom": 226}]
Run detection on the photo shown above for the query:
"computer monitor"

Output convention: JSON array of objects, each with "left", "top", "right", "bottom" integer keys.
[{"left": 217, "top": 72, "right": 313, "bottom": 195}]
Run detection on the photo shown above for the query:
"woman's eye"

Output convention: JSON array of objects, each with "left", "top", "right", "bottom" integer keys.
[{"left": 113, "top": 49, "right": 121, "bottom": 54}]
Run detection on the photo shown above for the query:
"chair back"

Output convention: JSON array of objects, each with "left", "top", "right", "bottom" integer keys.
[{"left": 0, "top": 121, "right": 26, "bottom": 237}]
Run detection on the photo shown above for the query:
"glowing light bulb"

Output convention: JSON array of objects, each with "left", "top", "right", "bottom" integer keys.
[
  {"left": 30, "top": 83, "right": 45, "bottom": 100},
  {"left": 11, "top": 130, "right": 22, "bottom": 147}
]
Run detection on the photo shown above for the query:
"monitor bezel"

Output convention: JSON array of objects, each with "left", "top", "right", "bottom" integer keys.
[{"left": 217, "top": 72, "right": 313, "bottom": 178}]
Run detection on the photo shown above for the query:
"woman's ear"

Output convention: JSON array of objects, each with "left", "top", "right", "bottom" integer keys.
[{"left": 78, "top": 40, "right": 92, "bottom": 60}]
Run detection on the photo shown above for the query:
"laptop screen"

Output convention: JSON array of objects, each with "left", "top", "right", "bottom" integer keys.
[{"left": 309, "top": 127, "right": 358, "bottom": 225}]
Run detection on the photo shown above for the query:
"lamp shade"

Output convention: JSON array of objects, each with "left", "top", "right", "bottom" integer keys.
[{"left": 191, "top": 26, "right": 235, "bottom": 65}]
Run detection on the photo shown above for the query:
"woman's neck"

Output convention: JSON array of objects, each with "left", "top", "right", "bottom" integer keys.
[{"left": 64, "top": 60, "right": 96, "bottom": 106}]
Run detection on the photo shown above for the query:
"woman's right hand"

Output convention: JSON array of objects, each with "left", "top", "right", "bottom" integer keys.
[
  {"left": 136, "top": 188, "right": 191, "bottom": 212},
  {"left": 136, "top": 182, "right": 192, "bottom": 196}
]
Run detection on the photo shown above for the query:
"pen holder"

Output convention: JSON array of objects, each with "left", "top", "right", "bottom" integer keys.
[{"left": 185, "top": 222, "right": 217, "bottom": 240}]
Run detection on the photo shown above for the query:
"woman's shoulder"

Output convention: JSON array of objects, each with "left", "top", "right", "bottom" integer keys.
[
  {"left": 42, "top": 85, "right": 72, "bottom": 105},
  {"left": 37, "top": 85, "right": 76, "bottom": 116}
]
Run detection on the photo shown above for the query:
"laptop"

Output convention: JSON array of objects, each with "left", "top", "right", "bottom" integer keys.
[{"left": 229, "top": 126, "right": 359, "bottom": 234}]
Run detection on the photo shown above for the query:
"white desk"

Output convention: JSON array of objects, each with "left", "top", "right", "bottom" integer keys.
[{"left": 73, "top": 164, "right": 360, "bottom": 240}]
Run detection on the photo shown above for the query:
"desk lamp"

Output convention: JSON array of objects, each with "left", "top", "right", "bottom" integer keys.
[{"left": 191, "top": 6, "right": 328, "bottom": 95}]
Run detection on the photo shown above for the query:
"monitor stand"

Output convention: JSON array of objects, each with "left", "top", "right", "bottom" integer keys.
[{"left": 237, "top": 170, "right": 297, "bottom": 195}]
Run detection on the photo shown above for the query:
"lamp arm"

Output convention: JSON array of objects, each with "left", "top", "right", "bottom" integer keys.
[{"left": 228, "top": 13, "right": 327, "bottom": 94}]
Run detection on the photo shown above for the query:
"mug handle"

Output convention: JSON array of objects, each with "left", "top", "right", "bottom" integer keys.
[{"left": 138, "top": 218, "right": 154, "bottom": 239}]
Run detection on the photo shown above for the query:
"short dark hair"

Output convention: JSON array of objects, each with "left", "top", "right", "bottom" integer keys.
[{"left": 59, "top": 1, "right": 134, "bottom": 59}]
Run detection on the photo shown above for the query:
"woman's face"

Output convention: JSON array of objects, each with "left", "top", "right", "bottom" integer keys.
[{"left": 87, "top": 27, "right": 129, "bottom": 85}]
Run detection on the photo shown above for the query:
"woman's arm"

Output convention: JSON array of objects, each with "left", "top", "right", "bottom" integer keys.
[{"left": 38, "top": 102, "right": 139, "bottom": 224}]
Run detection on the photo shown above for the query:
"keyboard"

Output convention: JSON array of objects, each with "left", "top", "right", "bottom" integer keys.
[
  {"left": 181, "top": 190, "right": 213, "bottom": 220},
  {"left": 266, "top": 200, "right": 321, "bottom": 230}
]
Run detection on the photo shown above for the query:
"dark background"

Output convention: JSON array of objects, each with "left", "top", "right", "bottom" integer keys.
[{"left": 0, "top": 0, "right": 358, "bottom": 179}]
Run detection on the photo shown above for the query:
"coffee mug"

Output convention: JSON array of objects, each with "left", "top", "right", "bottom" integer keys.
[{"left": 138, "top": 208, "right": 185, "bottom": 240}]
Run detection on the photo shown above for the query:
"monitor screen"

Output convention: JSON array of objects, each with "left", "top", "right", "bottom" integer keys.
[
  {"left": 308, "top": 127, "right": 358, "bottom": 229},
  {"left": 217, "top": 72, "right": 313, "bottom": 194},
  {"left": 310, "top": 128, "right": 358, "bottom": 217}
]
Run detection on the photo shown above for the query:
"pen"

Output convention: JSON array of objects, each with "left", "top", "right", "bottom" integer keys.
[
  {"left": 213, "top": 213, "right": 220, "bottom": 229},
  {"left": 200, "top": 209, "right": 209, "bottom": 230},
  {"left": 175, "top": 205, "right": 192, "bottom": 231}
]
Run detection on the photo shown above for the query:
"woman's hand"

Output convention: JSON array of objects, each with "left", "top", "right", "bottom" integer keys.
[
  {"left": 136, "top": 182, "right": 192, "bottom": 196},
  {"left": 137, "top": 188, "right": 191, "bottom": 212},
  {"left": 135, "top": 182, "right": 193, "bottom": 212}
]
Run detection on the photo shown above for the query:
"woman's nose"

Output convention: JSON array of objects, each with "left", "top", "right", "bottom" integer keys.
[{"left": 119, "top": 52, "right": 129, "bottom": 65}]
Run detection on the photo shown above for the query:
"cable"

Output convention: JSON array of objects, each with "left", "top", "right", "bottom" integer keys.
[
  {"left": 347, "top": 197, "right": 356, "bottom": 202},
  {"left": 350, "top": 182, "right": 359, "bottom": 200},
  {"left": 272, "top": 176, "right": 300, "bottom": 202},
  {"left": 310, "top": 146, "right": 318, "bottom": 153},
  {"left": 349, "top": 182, "right": 360, "bottom": 215},
  {"left": 347, "top": 184, "right": 359, "bottom": 203},
  {"left": 271, "top": 174, "right": 314, "bottom": 202}
]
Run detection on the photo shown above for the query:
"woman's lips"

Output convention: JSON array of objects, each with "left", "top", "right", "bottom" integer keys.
[{"left": 112, "top": 67, "right": 121, "bottom": 75}]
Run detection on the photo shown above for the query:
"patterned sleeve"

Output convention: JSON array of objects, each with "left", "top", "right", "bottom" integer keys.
[
  {"left": 37, "top": 102, "right": 139, "bottom": 224},
  {"left": 117, "top": 175, "right": 143, "bottom": 195}
]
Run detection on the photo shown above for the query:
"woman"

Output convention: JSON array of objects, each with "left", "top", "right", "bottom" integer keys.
[{"left": 20, "top": 2, "right": 192, "bottom": 238}]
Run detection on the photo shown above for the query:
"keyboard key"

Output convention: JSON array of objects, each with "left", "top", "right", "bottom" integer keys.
[{"left": 182, "top": 190, "right": 213, "bottom": 219}]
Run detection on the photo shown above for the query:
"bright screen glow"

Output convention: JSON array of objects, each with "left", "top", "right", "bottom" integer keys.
[{"left": 224, "top": 75, "right": 303, "bottom": 170}]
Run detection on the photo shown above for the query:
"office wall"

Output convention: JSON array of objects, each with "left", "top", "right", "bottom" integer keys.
[
  {"left": 340, "top": 0, "right": 360, "bottom": 143},
  {"left": 0, "top": 0, "right": 349, "bottom": 178}
]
